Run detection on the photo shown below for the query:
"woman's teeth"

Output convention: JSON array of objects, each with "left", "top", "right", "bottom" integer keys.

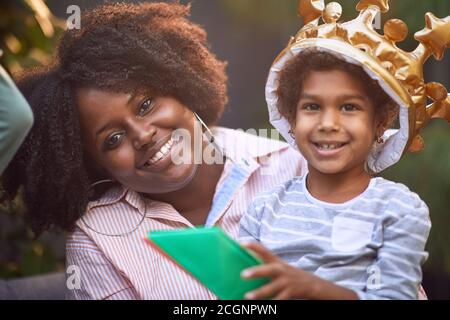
[
  {"left": 315, "top": 143, "right": 345, "bottom": 150},
  {"left": 145, "top": 138, "right": 174, "bottom": 166}
]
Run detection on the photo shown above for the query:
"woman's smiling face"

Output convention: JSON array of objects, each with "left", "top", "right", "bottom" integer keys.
[{"left": 76, "top": 87, "right": 199, "bottom": 194}]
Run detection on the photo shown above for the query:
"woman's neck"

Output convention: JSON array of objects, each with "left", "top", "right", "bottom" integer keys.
[
  {"left": 306, "top": 165, "right": 372, "bottom": 204},
  {"left": 147, "top": 151, "right": 225, "bottom": 225}
]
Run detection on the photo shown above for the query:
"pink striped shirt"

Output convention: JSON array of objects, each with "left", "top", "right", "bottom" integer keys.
[{"left": 66, "top": 127, "right": 306, "bottom": 300}]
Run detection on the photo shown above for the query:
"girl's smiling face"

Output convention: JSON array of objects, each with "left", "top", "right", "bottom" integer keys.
[
  {"left": 76, "top": 88, "right": 199, "bottom": 194},
  {"left": 293, "top": 69, "right": 384, "bottom": 175}
]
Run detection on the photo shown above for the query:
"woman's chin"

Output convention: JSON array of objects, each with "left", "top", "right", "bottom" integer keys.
[
  {"left": 138, "top": 162, "right": 199, "bottom": 194},
  {"left": 165, "top": 162, "right": 199, "bottom": 191}
]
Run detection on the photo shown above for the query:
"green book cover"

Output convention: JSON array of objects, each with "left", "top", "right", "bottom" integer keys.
[{"left": 146, "top": 227, "right": 269, "bottom": 300}]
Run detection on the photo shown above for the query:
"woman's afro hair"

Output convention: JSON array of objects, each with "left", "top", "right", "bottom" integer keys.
[{"left": 1, "top": 2, "right": 228, "bottom": 235}]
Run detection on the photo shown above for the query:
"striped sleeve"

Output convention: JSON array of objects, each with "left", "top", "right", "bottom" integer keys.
[
  {"left": 356, "top": 191, "right": 431, "bottom": 300},
  {"left": 66, "top": 227, "right": 139, "bottom": 300}
]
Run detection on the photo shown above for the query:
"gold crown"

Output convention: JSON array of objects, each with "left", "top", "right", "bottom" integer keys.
[{"left": 283, "top": 0, "right": 450, "bottom": 153}]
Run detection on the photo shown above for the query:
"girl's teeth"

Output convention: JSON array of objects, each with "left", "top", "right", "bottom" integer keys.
[{"left": 317, "top": 143, "right": 343, "bottom": 150}]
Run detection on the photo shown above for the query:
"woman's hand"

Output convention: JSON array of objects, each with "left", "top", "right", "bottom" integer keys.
[{"left": 241, "top": 242, "right": 359, "bottom": 300}]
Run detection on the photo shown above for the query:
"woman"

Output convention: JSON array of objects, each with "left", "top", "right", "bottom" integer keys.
[{"left": 2, "top": 2, "right": 305, "bottom": 299}]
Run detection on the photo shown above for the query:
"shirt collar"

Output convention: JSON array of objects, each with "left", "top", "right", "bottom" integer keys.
[{"left": 87, "top": 184, "right": 146, "bottom": 214}]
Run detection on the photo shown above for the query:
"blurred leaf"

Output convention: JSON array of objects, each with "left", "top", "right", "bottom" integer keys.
[
  {"left": 24, "top": 0, "right": 55, "bottom": 38},
  {"left": 0, "top": 0, "right": 64, "bottom": 72}
]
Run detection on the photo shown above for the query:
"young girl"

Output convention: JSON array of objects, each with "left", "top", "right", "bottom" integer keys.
[
  {"left": 238, "top": 0, "right": 450, "bottom": 299},
  {"left": 239, "top": 49, "right": 431, "bottom": 300}
]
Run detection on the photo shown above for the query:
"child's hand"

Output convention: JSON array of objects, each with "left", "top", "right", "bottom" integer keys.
[
  {"left": 241, "top": 242, "right": 319, "bottom": 300},
  {"left": 241, "top": 242, "right": 358, "bottom": 300}
]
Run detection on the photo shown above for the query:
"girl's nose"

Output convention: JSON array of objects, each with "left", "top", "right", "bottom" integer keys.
[
  {"left": 318, "top": 109, "right": 340, "bottom": 132},
  {"left": 131, "top": 121, "right": 157, "bottom": 150}
]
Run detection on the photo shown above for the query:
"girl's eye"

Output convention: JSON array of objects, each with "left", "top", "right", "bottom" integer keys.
[
  {"left": 341, "top": 104, "right": 358, "bottom": 112},
  {"left": 138, "top": 97, "right": 155, "bottom": 117},
  {"left": 303, "top": 103, "right": 320, "bottom": 111},
  {"left": 104, "top": 132, "right": 124, "bottom": 150}
]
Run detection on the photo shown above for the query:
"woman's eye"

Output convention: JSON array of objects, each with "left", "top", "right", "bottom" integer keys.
[
  {"left": 104, "top": 132, "right": 124, "bottom": 150},
  {"left": 341, "top": 104, "right": 358, "bottom": 112},
  {"left": 138, "top": 98, "right": 155, "bottom": 117},
  {"left": 304, "top": 103, "right": 320, "bottom": 111}
]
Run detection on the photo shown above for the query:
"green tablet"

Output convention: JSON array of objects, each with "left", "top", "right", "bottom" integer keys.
[{"left": 146, "top": 227, "right": 269, "bottom": 300}]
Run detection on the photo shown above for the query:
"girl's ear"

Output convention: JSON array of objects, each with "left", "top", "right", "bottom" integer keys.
[
  {"left": 289, "top": 119, "right": 296, "bottom": 130},
  {"left": 288, "top": 120, "right": 296, "bottom": 138},
  {"left": 374, "top": 106, "right": 389, "bottom": 140}
]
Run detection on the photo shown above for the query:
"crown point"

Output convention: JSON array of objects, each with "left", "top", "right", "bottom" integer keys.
[
  {"left": 356, "top": 0, "right": 389, "bottom": 13},
  {"left": 384, "top": 19, "right": 408, "bottom": 43},
  {"left": 414, "top": 13, "right": 450, "bottom": 60},
  {"left": 426, "top": 82, "right": 448, "bottom": 102},
  {"left": 323, "top": 2, "right": 342, "bottom": 23},
  {"left": 298, "top": 0, "right": 325, "bottom": 25},
  {"left": 430, "top": 95, "right": 450, "bottom": 121}
]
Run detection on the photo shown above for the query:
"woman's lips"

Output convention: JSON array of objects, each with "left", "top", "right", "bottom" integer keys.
[
  {"left": 137, "top": 133, "right": 174, "bottom": 169},
  {"left": 139, "top": 135, "right": 188, "bottom": 173}
]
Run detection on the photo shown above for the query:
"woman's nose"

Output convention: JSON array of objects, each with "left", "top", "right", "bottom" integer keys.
[
  {"left": 131, "top": 121, "right": 157, "bottom": 150},
  {"left": 318, "top": 109, "right": 340, "bottom": 132}
]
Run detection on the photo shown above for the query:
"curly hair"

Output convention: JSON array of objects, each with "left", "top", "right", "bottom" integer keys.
[
  {"left": 1, "top": 2, "right": 228, "bottom": 235},
  {"left": 277, "top": 49, "right": 399, "bottom": 129}
]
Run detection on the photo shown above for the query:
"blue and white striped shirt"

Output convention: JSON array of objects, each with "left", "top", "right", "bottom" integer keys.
[{"left": 239, "top": 174, "right": 431, "bottom": 300}]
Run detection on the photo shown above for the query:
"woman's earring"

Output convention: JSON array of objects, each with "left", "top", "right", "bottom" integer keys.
[
  {"left": 87, "top": 179, "right": 116, "bottom": 199},
  {"left": 288, "top": 129, "right": 295, "bottom": 139},
  {"left": 194, "top": 112, "right": 215, "bottom": 144},
  {"left": 83, "top": 179, "right": 145, "bottom": 237},
  {"left": 193, "top": 112, "right": 228, "bottom": 161}
]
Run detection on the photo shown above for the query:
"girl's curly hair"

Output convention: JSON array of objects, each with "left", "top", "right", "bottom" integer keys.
[
  {"left": 1, "top": 2, "right": 228, "bottom": 235},
  {"left": 277, "top": 48, "right": 399, "bottom": 129}
]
